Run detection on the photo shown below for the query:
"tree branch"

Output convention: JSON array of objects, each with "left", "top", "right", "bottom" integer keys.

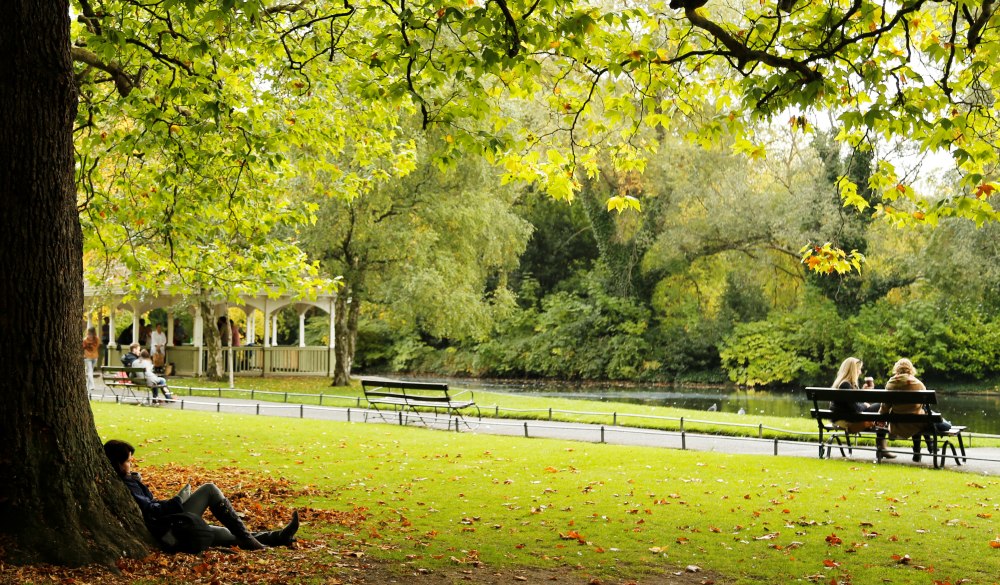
[{"left": 71, "top": 46, "right": 135, "bottom": 96}]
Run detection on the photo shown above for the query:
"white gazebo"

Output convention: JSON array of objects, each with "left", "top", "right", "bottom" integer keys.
[{"left": 84, "top": 286, "right": 337, "bottom": 378}]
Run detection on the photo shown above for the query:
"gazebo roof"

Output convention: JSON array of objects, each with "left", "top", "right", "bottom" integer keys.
[{"left": 84, "top": 286, "right": 337, "bottom": 316}]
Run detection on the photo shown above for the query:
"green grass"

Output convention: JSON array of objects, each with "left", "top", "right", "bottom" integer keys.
[{"left": 93, "top": 402, "right": 1000, "bottom": 584}]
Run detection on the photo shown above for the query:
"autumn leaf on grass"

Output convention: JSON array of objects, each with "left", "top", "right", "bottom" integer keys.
[
  {"left": 892, "top": 554, "right": 912, "bottom": 564},
  {"left": 822, "top": 559, "right": 839, "bottom": 568},
  {"left": 989, "top": 537, "right": 1000, "bottom": 548},
  {"left": 559, "top": 530, "right": 586, "bottom": 544},
  {"left": 825, "top": 534, "right": 843, "bottom": 546},
  {"left": 544, "top": 466, "right": 560, "bottom": 473}
]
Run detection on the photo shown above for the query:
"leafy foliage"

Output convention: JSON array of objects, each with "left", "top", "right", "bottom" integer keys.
[{"left": 718, "top": 292, "right": 850, "bottom": 386}]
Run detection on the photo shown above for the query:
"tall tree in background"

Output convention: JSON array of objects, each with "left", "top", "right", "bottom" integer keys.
[{"left": 302, "top": 145, "right": 530, "bottom": 385}]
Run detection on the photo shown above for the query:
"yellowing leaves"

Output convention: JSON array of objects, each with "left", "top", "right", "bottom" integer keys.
[
  {"left": 800, "top": 242, "right": 865, "bottom": 275},
  {"left": 606, "top": 195, "right": 641, "bottom": 214}
]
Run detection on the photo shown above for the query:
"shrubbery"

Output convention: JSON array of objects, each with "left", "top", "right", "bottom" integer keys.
[{"left": 358, "top": 285, "right": 1000, "bottom": 387}]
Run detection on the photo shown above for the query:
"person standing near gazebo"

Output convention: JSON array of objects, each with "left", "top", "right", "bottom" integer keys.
[
  {"left": 150, "top": 323, "right": 167, "bottom": 371},
  {"left": 82, "top": 327, "right": 100, "bottom": 392}
]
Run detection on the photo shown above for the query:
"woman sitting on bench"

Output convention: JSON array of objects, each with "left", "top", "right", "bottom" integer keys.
[
  {"left": 831, "top": 357, "right": 895, "bottom": 459},
  {"left": 882, "top": 358, "right": 952, "bottom": 462},
  {"left": 135, "top": 349, "right": 173, "bottom": 403}
]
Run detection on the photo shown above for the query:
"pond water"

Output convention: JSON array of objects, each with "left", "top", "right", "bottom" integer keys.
[{"left": 461, "top": 380, "right": 1000, "bottom": 436}]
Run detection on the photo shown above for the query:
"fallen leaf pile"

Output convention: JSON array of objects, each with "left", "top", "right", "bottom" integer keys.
[{"left": 1, "top": 464, "right": 373, "bottom": 585}]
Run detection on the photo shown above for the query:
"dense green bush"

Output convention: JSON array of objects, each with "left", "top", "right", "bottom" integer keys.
[
  {"left": 718, "top": 293, "right": 850, "bottom": 386},
  {"left": 852, "top": 298, "right": 1000, "bottom": 381}
]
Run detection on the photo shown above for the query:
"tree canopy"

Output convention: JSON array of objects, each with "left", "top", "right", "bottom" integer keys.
[{"left": 74, "top": 1, "right": 1000, "bottom": 285}]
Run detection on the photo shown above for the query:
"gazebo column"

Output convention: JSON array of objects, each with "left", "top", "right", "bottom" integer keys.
[
  {"left": 298, "top": 309, "right": 306, "bottom": 348},
  {"left": 193, "top": 304, "right": 204, "bottom": 376},
  {"left": 262, "top": 300, "right": 271, "bottom": 376},
  {"left": 107, "top": 310, "right": 116, "bottom": 366},
  {"left": 271, "top": 314, "right": 279, "bottom": 346},
  {"left": 131, "top": 305, "right": 140, "bottom": 345},
  {"left": 248, "top": 312, "right": 256, "bottom": 346}
]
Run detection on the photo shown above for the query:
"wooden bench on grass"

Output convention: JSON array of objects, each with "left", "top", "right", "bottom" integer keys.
[
  {"left": 100, "top": 366, "right": 151, "bottom": 404},
  {"left": 361, "top": 377, "right": 480, "bottom": 429},
  {"left": 806, "top": 387, "right": 967, "bottom": 469}
]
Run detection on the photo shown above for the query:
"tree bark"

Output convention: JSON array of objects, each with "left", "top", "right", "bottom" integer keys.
[
  {"left": 332, "top": 290, "right": 355, "bottom": 386},
  {"left": 200, "top": 300, "right": 226, "bottom": 381},
  {"left": 0, "top": 0, "right": 150, "bottom": 565}
]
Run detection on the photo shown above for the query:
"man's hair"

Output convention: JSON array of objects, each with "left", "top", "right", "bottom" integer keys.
[
  {"left": 103, "top": 439, "right": 135, "bottom": 476},
  {"left": 140, "top": 349, "right": 150, "bottom": 359}
]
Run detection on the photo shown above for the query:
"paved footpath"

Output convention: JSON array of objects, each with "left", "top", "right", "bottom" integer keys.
[{"left": 89, "top": 388, "right": 1000, "bottom": 476}]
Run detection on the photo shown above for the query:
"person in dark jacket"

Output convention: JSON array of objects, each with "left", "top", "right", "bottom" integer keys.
[
  {"left": 104, "top": 439, "right": 299, "bottom": 551},
  {"left": 120, "top": 343, "right": 141, "bottom": 368},
  {"left": 830, "top": 356, "right": 895, "bottom": 459}
]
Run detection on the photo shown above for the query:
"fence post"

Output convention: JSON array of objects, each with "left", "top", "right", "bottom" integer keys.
[
  {"left": 179, "top": 398, "right": 183, "bottom": 410},
  {"left": 256, "top": 403, "right": 260, "bottom": 416},
  {"left": 758, "top": 424, "right": 763, "bottom": 439},
  {"left": 495, "top": 405, "right": 499, "bottom": 417},
  {"left": 216, "top": 402, "right": 221, "bottom": 413},
  {"left": 398, "top": 412, "right": 403, "bottom": 426},
  {"left": 347, "top": 408, "right": 351, "bottom": 422},
  {"left": 600, "top": 426, "right": 605, "bottom": 443},
  {"left": 251, "top": 389, "right": 255, "bottom": 400},
  {"left": 523, "top": 422, "right": 529, "bottom": 438},
  {"left": 679, "top": 417, "right": 684, "bottom": 433},
  {"left": 300, "top": 404, "right": 304, "bottom": 418},
  {"left": 284, "top": 392, "right": 289, "bottom": 403},
  {"left": 319, "top": 394, "right": 324, "bottom": 406},
  {"left": 681, "top": 431, "right": 686, "bottom": 450},
  {"left": 773, "top": 438, "right": 779, "bottom": 456},
  {"left": 548, "top": 408, "right": 552, "bottom": 420},
  {"left": 613, "top": 412, "right": 617, "bottom": 425}
]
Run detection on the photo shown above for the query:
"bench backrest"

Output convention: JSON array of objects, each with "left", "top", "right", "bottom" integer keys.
[
  {"left": 101, "top": 366, "right": 147, "bottom": 383},
  {"left": 805, "top": 387, "right": 941, "bottom": 424},
  {"left": 805, "top": 387, "right": 938, "bottom": 406},
  {"left": 361, "top": 377, "right": 451, "bottom": 403}
]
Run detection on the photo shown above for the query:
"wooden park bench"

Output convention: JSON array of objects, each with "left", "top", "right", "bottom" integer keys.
[
  {"left": 806, "top": 387, "right": 967, "bottom": 469},
  {"left": 361, "top": 377, "right": 480, "bottom": 429},
  {"left": 100, "top": 366, "right": 152, "bottom": 404}
]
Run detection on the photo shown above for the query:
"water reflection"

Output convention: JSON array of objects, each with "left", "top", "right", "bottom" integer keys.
[{"left": 467, "top": 381, "right": 1000, "bottom": 435}]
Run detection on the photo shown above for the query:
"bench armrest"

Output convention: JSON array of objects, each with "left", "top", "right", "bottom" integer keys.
[{"left": 450, "top": 388, "right": 474, "bottom": 402}]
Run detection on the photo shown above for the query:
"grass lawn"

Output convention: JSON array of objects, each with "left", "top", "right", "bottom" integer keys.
[{"left": 92, "top": 401, "right": 1000, "bottom": 584}]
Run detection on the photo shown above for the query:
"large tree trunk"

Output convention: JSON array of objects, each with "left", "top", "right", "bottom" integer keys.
[
  {"left": 332, "top": 292, "right": 356, "bottom": 386},
  {"left": 0, "top": 0, "right": 150, "bottom": 565},
  {"left": 200, "top": 300, "right": 226, "bottom": 381}
]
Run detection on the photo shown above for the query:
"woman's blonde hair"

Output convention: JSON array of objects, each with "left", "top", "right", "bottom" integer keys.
[
  {"left": 892, "top": 358, "right": 917, "bottom": 376},
  {"left": 833, "top": 357, "right": 863, "bottom": 389}
]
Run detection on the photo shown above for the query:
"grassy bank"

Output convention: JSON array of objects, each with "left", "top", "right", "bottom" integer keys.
[
  {"left": 161, "top": 376, "right": 998, "bottom": 447},
  {"left": 91, "top": 402, "right": 1000, "bottom": 584}
]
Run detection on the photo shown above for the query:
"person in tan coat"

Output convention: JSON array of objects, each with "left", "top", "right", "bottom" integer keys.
[{"left": 881, "top": 358, "right": 950, "bottom": 462}]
